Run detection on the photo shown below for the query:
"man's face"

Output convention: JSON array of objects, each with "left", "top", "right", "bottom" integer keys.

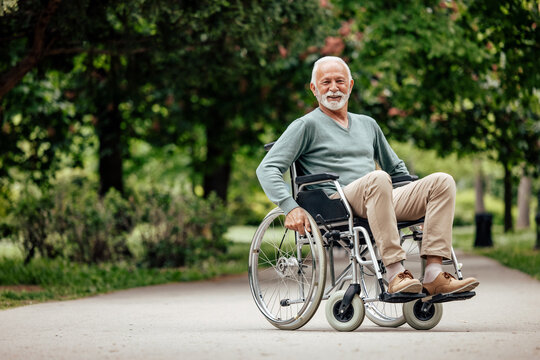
[{"left": 311, "top": 61, "right": 353, "bottom": 111}]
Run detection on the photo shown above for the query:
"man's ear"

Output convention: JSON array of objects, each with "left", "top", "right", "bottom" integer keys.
[
  {"left": 310, "top": 83, "right": 317, "bottom": 97},
  {"left": 349, "top": 79, "right": 354, "bottom": 94}
]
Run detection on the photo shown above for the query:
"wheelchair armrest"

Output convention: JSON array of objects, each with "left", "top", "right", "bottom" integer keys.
[
  {"left": 296, "top": 172, "right": 339, "bottom": 185},
  {"left": 392, "top": 174, "right": 419, "bottom": 188}
]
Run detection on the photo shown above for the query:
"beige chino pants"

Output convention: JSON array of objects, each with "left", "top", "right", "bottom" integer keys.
[{"left": 333, "top": 170, "right": 455, "bottom": 266}]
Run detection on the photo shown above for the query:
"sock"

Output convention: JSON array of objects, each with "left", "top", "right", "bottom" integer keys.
[
  {"left": 386, "top": 262, "right": 405, "bottom": 282},
  {"left": 423, "top": 263, "right": 443, "bottom": 284}
]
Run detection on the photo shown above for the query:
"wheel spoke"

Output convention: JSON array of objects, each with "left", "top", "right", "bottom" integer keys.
[{"left": 249, "top": 208, "right": 326, "bottom": 329}]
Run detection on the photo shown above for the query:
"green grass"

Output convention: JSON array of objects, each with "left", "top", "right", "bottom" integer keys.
[
  {"left": 1, "top": 225, "right": 537, "bottom": 310},
  {"left": 453, "top": 225, "right": 540, "bottom": 280},
  {"left": 0, "top": 240, "right": 252, "bottom": 309}
]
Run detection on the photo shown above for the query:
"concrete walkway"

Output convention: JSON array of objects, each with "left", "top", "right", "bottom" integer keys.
[{"left": 0, "top": 252, "right": 539, "bottom": 360}]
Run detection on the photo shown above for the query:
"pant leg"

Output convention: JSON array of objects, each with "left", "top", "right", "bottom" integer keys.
[
  {"left": 392, "top": 172, "right": 455, "bottom": 260},
  {"left": 338, "top": 170, "right": 405, "bottom": 266}
]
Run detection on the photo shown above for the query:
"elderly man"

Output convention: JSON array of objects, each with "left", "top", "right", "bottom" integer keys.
[{"left": 256, "top": 56, "right": 479, "bottom": 296}]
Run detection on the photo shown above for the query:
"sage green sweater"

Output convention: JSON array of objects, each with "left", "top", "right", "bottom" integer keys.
[{"left": 256, "top": 108, "right": 409, "bottom": 214}]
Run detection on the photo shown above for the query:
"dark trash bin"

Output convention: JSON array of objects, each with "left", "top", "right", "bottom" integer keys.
[{"left": 474, "top": 213, "right": 493, "bottom": 247}]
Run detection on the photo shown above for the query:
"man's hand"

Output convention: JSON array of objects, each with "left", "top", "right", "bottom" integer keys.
[{"left": 285, "top": 207, "right": 312, "bottom": 235}]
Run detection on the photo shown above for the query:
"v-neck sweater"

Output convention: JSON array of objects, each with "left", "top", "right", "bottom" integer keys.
[{"left": 256, "top": 108, "right": 409, "bottom": 214}]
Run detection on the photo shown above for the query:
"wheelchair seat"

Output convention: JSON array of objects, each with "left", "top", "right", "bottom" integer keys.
[{"left": 297, "top": 188, "right": 424, "bottom": 238}]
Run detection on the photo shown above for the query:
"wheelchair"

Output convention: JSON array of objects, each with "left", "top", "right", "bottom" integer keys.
[{"left": 248, "top": 142, "right": 476, "bottom": 331}]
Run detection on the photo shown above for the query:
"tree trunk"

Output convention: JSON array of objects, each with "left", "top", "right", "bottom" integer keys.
[
  {"left": 96, "top": 56, "right": 123, "bottom": 196},
  {"left": 474, "top": 158, "right": 486, "bottom": 214},
  {"left": 516, "top": 175, "right": 531, "bottom": 229},
  {"left": 202, "top": 121, "right": 232, "bottom": 202},
  {"left": 503, "top": 163, "right": 513, "bottom": 233},
  {"left": 536, "top": 189, "right": 540, "bottom": 250},
  {"left": 97, "top": 106, "right": 124, "bottom": 196}
]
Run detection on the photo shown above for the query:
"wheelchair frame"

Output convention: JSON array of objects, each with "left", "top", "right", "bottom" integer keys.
[{"left": 249, "top": 142, "right": 475, "bottom": 331}]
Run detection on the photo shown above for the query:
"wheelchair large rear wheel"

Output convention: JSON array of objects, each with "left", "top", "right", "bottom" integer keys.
[
  {"left": 249, "top": 208, "right": 327, "bottom": 330},
  {"left": 361, "top": 265, "right": 406, "bottom": 327}
]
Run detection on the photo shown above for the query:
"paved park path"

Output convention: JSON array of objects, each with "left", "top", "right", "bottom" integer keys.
[{"left": 1, "top": 252, "right": 539, "bottom": 360}]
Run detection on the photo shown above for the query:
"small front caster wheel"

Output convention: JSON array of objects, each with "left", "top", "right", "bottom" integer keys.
[
  {"left": 403, "top": 300, "right": 443, "bottom": 330},
  {"left": 325, "top": 290, "right": 365, "bottom": 331}
]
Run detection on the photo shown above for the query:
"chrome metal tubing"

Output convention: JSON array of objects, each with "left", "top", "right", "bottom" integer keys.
[
  {"left": 323, "top": 264, "right": 353, "bottom": 300},
  {"left": 451, "top": 247, "right": 463, "bottom": 280},
  {"left": 354, "top": 226, "right": 384, "bottom": 283}
]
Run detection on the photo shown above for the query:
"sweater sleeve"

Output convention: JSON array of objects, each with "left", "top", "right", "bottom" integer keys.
[
  {"left": 373, "top": 122, "right": 409, "bottom": 177},
  {"left": 256, "top": 119, "right": 310, "bottom": 214}
]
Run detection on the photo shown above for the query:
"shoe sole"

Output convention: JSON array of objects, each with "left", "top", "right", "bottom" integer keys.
[{"left": 423, "top": 280, "right": 479, "bottom": 300}]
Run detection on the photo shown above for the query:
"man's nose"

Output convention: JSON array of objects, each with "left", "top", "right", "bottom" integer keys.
[{"left": 329, "top": 81, "right": 339, "bottom": 92}]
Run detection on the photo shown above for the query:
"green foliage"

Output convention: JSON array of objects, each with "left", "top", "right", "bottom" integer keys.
[
  {"left": 134, "top": 190, "right": 230, "bottom": 268},
  {"left": 228, "top": 149, "right": 276, "bottom": 225},
  {"left": 3, "top": 178, "right": 230, "bottom": 266},
  {"left": 7, "top": 181, "right": 133, "bottom": 264},
  {"left": 0, "top": 0, "right": 18, "bottom": 16},
  {"left": 0, "top": 240, "right": 251, "bottom": 309},
  {"left": 0, "top": 0, "right": 328, "bottom": 202},
  {"left": 327, "top": 0, "right": 540, "bottom": 172},
  {"left": 453, "top": 226, "right": 539, "bottom": 280},
  {"left": 454, "top": 189, "right": 508, "bottom": 226}
]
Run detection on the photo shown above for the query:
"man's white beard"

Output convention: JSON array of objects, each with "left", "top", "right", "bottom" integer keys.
[{"left": 318, "top": 90, "right": 349, "bottom": 110}]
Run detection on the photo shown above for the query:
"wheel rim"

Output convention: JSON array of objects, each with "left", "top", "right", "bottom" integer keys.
[
  {"left": 249, "top": 208, "right": 325, "bottom": 328},
  {"left": 333, "top": 301, "right": 355, "bottom": 322},
  {"left": 412, "top": 300, "right": 435, "bottom": 321}
]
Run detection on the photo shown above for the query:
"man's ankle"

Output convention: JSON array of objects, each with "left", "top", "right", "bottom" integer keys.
[
  {"left": 386, "top": 262, "right": 405, "bottom": 282},
  {"left": 423, "top": 262, "right": 443, "bottom": 283}
]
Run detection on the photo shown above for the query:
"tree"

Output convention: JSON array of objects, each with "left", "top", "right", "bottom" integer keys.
[
  {"left": 143, "top": 1, "right": 326, "bottom": 201},
  {"left": 328, "top": 0, "right": 540, "bottom": 232},
  {"left": 1, "top": 0, "right": 327, "bottom": 201},
  {"left": 462, "top": 0, "right": 540, "bottom": 231},
  {"left": 517, "top": 174, "right": 532, "bottom": 229}
]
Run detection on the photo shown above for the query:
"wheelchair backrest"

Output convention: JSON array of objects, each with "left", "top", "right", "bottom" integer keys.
[{"left": 264, "top": 141, "right": 349, "bottom": 225}]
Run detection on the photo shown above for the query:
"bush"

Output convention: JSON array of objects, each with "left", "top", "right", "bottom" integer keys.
[
  {"left": 8, "top": 181, "right": 133, "bottom": 264},
  {"left": 5, "top": 180, "right": 230, "bottom": 267},
  {"left": 134, "top": 190, "right": 230, "bottom": 268}
]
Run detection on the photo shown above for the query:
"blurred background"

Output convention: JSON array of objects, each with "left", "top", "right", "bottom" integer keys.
[{"left": 0, "top": 0, "right": 538, "bottom": 307}]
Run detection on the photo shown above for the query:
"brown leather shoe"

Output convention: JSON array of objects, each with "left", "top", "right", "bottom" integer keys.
[
  {"left": 388, "top": 270, "right": 422, "bottom": 294},
  {"left": 423, "top": 272, "right": 479, "bottom": 296}
]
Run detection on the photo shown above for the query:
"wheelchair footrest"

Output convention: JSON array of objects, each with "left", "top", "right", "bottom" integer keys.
[
  {"left": 379, "top": 292, "right": 426, "bottom": 303},
  {"left": 424, "top": 291, "right": 476, "bottom": 304}
]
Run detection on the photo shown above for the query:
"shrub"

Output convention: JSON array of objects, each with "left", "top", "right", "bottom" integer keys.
[
  {"left": 10, "top": 188, "right": 60, "bottom": 263},
  {"left": 8, "top": 181, "right": 133, "bottom": 264},
  {"left": 53, "top": 186, "right": 133, "bottom": 263},
  {"left": 134, "top": 190, "right": 230, "bottom": 268},
  {"left": 6, "top": 180, "right": 230, "bottom": 267}
]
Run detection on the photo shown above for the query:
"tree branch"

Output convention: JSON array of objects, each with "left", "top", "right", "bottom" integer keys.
[
  {"left": 45, "top": 47, "right": 148, "bottom": 56},
  {"left": 0, "top": 0, "right": 62, "bottom": 100}
]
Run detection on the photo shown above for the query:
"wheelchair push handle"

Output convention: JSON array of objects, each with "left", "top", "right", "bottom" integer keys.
[{"left": 263, "top": 142, "right": 276, "bottom": 152}]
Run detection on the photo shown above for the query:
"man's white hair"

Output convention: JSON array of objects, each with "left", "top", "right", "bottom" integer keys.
[{"left": 310, "top": 56, "right": 352, "bottom": 87}]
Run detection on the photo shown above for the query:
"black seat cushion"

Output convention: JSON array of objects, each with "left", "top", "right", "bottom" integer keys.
[{"left": 297, "top": 189, "right": 424, "bottom": 234}]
